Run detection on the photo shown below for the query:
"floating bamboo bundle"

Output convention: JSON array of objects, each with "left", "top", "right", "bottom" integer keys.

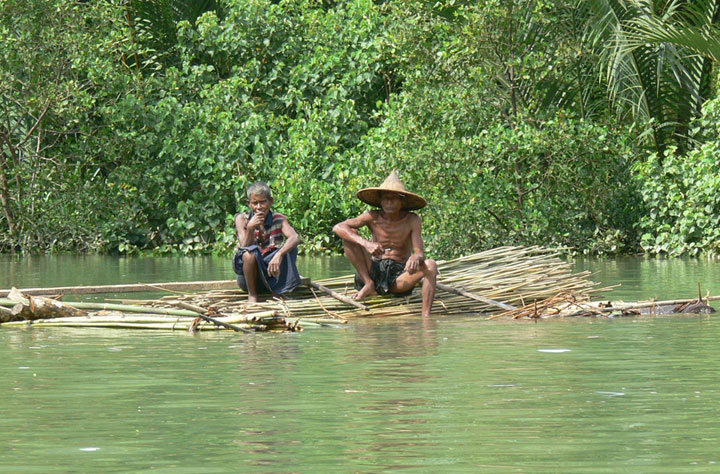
[
  {"left": 0, "top": 300, "right": 298, "bottom": 332},
  {"left": 0, "top": 246, "right": 616, "bottom": 330},
  {"left": 153, "top": 246, "right": 611, "bottom": 321},
  {"left": 0, "top": 289, "right": 302, "bottom": 332}
]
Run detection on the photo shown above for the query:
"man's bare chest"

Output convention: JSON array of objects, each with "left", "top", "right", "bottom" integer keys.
[{"left": 370, "top": 221, "right": 411, "bottom": 243}]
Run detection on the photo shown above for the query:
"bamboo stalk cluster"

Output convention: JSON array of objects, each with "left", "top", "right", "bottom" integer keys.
[
  {"left": 1, "top": 246, "right": 616, "bottom": 330},
  {"left": 0, "top": 295, "right": 299, "bottom": 332},
  {"left": 169, "top": 246, "right": 608, "bottom": 321},
  {"left": 310, "top": 246, "right": 609, "bottom": 318}
]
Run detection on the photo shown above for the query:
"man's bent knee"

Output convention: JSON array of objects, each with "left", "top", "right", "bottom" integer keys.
[{"left": 425, "top": 258, "right": 438, "bottom": 276}]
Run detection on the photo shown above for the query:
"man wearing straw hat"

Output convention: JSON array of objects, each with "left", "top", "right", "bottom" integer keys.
[{"left": 333, "top": 170, "right": 438, "bottom": 317}]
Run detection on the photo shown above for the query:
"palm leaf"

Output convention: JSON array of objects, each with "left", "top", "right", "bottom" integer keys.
[
  {"left": 626, "top": 12, "right": 720, "bottom": 62},
  {"left": 584, "top": 0, "right": 719, "bottom": 152}
]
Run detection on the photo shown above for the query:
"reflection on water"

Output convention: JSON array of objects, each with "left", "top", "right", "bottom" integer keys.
[{"left": 2, "top": 255, "right": 720, "bottom": 471}]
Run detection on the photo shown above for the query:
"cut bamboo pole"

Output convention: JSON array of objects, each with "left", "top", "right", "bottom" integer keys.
[
  {"left": 173, "top": 301, "right": 214, "bottom": 314},
  {"left": 0, "top": 305, "right": 13, "bottom": 323},
  {"left": 0, "top": 299, "right": 196, "bottom": 316},
  {"left": 189, "top": 313, "right": 253, "bottom": 332},
  {"left": 0, "top": 280, "right": 239, "bottom": 297},
  {"left": 177, "top": 301, "right": 252, "bottom": 333},
  {"left": 169, "top": 301, "right": 252, "bottom": 333},
  {"left": 628, "top": 295, "right": 720, "bottom": 307},
  {"left": 285, "top": 318, "right": 347, "bottom": 324},
  {"left": 59, "top": 302, "right": 199, "bottom": 317},
  {"left": 436, "top": 282, "right": 517, "bottom": 310},
  {"left": 105, "top": 298, "right": 156, "bottom": 305},
  {"left": 567, "top": 296, "right": 720, "bottom": 314},
  {"left": 0, "top": 314, "right": 290, "bottom": 332},
  {"left": 306, "top": 279, "right": 368, "bottom": 311}
]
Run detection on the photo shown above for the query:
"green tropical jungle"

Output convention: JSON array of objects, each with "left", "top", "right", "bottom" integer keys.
[{"left": 2, "top": 0, "right": 720, "bottom": 260}]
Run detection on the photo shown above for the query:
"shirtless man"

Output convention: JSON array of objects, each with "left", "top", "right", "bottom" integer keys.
[{"left": 333, "top": 170, "right": 438, "bottom": 317}]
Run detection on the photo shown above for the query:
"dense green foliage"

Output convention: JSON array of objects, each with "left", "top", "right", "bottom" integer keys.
[
  {"left": 0, "top": 1, "right": 129, "bottom": 251},
  {"left": 636, "top": 96, "right": 720, "bottom": 256},
  {"left": 352, "top": 1, "right": 641, "bottom": 256},
  {"left": 585, "top": 0, "right": 720, "bottom": 155},
  {"left": 1, "top": 0, "right": 719, "bottom": 257}
]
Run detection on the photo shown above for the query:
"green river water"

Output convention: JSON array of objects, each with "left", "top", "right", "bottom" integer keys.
[{"left": 2, "top": 254, "right": 720, "bottom": 473}]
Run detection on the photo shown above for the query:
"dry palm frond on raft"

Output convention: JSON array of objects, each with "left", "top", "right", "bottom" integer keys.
[{"left": 0, "top": 246, "right": 623, "bottom": 331}]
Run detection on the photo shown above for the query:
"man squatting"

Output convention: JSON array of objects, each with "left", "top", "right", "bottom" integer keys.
[{"left": 333, "top": 170, "right": 438, "bottom": 317}]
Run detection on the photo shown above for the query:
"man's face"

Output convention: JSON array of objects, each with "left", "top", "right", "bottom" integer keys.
[
  {"left": 249, "top": 194, "right": 272, "bottom": 216},
  {"left": 380, "top": 192, "right": 403, "bottom": 213}
]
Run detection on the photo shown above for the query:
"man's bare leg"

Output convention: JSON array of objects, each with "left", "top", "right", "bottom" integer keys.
[
  {"left": 393, "top": 259, "right": 438, "bottom": 317},
  {"left": 242, "top": 251, "right": 260, "bottom": 303},
  {"left": 340, "top": 238, "right": 376, "bottom": 300},
  {"left": 420, "top": 259, "right": 438, "bottom": 317}
]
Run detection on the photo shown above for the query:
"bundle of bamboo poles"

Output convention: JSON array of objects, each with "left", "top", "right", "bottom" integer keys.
[
  {"left": 0, "top": 246, "right": 613, "bottom": 330},
  {"left": 156, "top": 246, "right": 610, "bottom": 321},
  {"left": 0, "top": 294, "right": 297, "bottom": 332}
]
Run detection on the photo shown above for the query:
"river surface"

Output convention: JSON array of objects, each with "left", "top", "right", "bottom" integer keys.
[{"left": 2, "top": 254, "right": 720, "bottom": 472}]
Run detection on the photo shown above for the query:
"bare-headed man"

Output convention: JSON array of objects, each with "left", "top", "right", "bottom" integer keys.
[
  {"left": 333, "top": 170, "right": 438, "bottom": 317},
  {"left": 233, "top": 182, "right": 301, "bottom": 302}
]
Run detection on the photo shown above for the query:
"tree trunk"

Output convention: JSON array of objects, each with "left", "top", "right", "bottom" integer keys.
[{"left": 0, "top": 152, "right": 16, "bottom": 236}]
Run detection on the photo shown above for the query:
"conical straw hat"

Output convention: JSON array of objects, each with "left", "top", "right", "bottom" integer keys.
[{"left": 356, "top": 170, "right": 427, "bottom": 210}]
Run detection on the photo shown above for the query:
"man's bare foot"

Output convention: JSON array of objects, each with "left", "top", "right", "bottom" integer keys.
[
  {"left": 353, "top": 283, "right": 376, "bottom": 301},
  {"left": 248, "top": 295, "right": 259, "bottom": 303}
]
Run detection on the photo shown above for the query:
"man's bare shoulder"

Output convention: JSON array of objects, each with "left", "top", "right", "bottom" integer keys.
[
  {"left": 234, "top": 212, "right": 248, "bottom": 225},
  {"left": 406, "top": 211, "right": 422, "bottom": 223}
]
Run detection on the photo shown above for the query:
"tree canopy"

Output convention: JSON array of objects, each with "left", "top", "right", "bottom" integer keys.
[{"left": 1, "top": 0, "right": 719, "bottom": 257}]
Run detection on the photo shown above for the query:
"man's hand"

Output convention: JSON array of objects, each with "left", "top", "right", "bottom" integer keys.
[
  {"left": 268, "top": 253, "right": 283, "bottom": 277},
  {"left": 247, "top": 211, "right": 266, "bottom": 230},
  {"left": 405, "top": 254, "right": 425, "bottom": 274},
  {"left": 365, "top": 241, "right": 385, "bottom": 257}
]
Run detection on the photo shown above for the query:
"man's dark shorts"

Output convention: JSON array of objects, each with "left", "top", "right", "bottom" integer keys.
[{"left": 354, "top": 258, "right": 413, "bottom": 297}]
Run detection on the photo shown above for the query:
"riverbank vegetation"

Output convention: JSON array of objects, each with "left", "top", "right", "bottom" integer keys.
[{"left": 2, "top": 0, "right": 719, "bottom": 258}]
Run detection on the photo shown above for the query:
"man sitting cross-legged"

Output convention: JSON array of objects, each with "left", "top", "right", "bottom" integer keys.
[{"left": 332, "top": 170, "right": 438, "bottom": 317}]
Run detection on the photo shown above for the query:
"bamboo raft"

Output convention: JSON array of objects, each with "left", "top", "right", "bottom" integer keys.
[{"left": 0, "top": 246, "right": 715, "bottom": 332}]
